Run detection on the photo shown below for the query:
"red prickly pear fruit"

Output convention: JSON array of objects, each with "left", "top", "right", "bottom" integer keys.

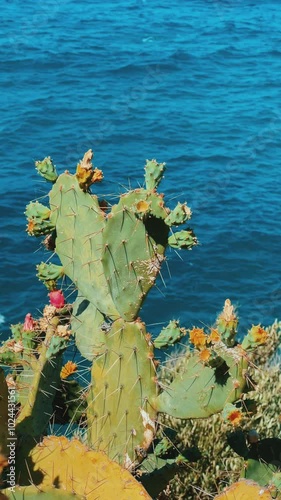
[
  {"left": 49, "top": 290, "right": 65, "bottom": 308},
  {"left": 23, "top": 313, "right": 35, "bottom": 331}
]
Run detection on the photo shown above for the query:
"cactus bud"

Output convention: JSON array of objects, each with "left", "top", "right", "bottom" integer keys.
[
  {"left": 35, "top": 157, "right": 58, "bottom": 182},
  {"left": 23, "top": 313, "right": 35, "bottom": 331}
]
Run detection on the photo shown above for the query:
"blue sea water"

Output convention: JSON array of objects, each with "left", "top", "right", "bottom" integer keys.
[{"left": 1, "top": 0, "right": 281, "bottom": 339}]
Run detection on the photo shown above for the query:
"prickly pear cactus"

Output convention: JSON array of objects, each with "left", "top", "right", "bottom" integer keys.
[{"left": 21, "top": 150, "right": 269, "bottom": 480}]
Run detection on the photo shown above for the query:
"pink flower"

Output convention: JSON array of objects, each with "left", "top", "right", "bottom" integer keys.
[
  {"left": 23, "top": 313, "right": 35, "bottom": 331},
  {"left": 49, "top": 290, "right": 65, "bottom": 308}
]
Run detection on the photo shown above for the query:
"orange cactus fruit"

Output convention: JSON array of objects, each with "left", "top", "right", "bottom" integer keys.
[
  {"left": 188, "top": 327, "right": 207, "bottom": 349},
  {"left": 214, "top": 479, "right": 272, "bottom": 499},
  {"left": 19, "top": 436, "right": 151, "bottom": 499}
]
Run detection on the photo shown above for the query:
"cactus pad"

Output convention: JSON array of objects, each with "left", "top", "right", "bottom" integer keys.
[
  {"left": 71, "top": 297, "right": 107, "bottom": 360},
  {"left": 155, "top": 344, "right": 248, "bottom": 418},
  {"left": 16, "top": 436, "right": 151, "bottom": 499},
  {"left": 87, "top": 318, "right": 158, "bottom": 465},
  {"left": 49, "top": 172, "right": 119, "bottom": 318},
  {"left": 102, "top": 189, "right": 169, "bottom": 320}
]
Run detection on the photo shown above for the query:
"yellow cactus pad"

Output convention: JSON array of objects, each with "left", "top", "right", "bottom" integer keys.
[
  {"left": 215, "top": 479, "right": 272, "bottom": 499},
  {"left": 18, "top": 436, "right": 151, "bottom": 499}
]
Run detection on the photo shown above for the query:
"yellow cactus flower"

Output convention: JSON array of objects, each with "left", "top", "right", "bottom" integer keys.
[
  {"left": 189, "top": 327, "right": 207, "bottom": 349},
  {"left": 223, "top": 403, "right": 243, "bottom": 427},
  {"left": 209, "top": 328, "right": 221, "bottom": 343},
  {"left": 60, "top": 361, "right": 78, "bottom": 380},
  {"left": 27, "top": 219, "right": 35, "bottom": 234},
  {"left": 227, "top": 409, "right": 242, "bottom": 426},
  {"left": 249, "top": 324, "right": 268, "bottom": 345},
  {"left": 136, "top": 200, "right": 151, "bottom": 213}
]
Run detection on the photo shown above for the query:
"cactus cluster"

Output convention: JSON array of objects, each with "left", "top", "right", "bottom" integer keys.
[{"left": 0, "top": 151, "right": 275, "bottom": 497}]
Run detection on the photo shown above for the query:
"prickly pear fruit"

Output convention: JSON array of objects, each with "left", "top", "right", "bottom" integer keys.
[{"left": 49, "top": 290, "right": 65, "bottom": 308}]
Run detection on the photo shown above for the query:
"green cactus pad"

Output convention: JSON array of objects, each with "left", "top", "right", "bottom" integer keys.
[
  {"left": 227, "top": 429, "right": 249, "bottom": 458},
  {"left": 164, "top": 202, "right": 192, "bottom": 226},
  {"left": 242, "top": 437, "right": 281, "bottom": 487},
  {"left": 102, "top": 189, "right": 169, "bottom": 320},
  {"left": 49, "top": 173, "right": 119, "bottom": 318},
  {"left": 25, "top": 201, "right": 55, "bottom": 236},
  {"left": 71, "top": 297, "right": 107, "bottom": 360},
  {"left": 15, "top": 318, "right": 63, "bottom": 438},
  {"left": 87, "top": 318, "right": 158, "bottom": 465},
  {"left": 46, "top": 335, "right": 69, "bottom": 359},
  {"left": 139, "top": 456, "right": 180, "bottom": 498},
  {"left": 154, "top": 320, "right": 187, "bottom": 349},
  {"left": 243, "top": 458, "right": 278, "bottom": 487},
  {"left": 144, "top": 159, "right": 166, "bottom": 191},
  {"left": 35, "top": 156, "right": 58, "bottom": 182},
  {"left": 155, "top": 345, "right": 247, "bottom": 418},
  {"left": 168, "top": 229, "right": 197, "bottom": 250}
]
